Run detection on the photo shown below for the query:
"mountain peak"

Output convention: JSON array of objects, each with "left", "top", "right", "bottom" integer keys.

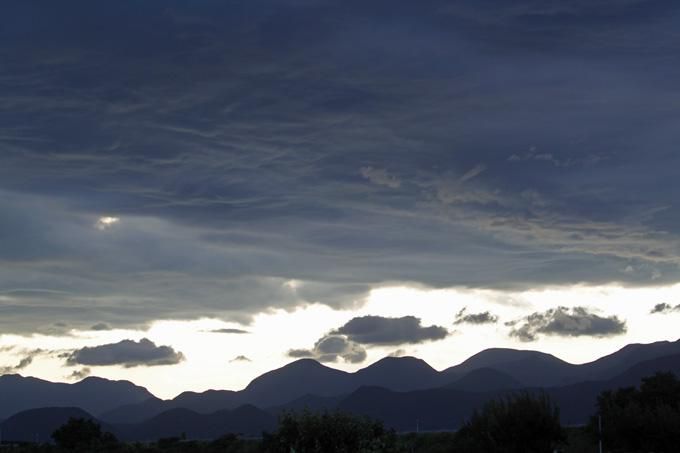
[{"left": 360, "top": 355, "right": 436, "bottom": 372}]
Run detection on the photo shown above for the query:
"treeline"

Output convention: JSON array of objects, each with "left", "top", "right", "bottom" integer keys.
[{"left": 4, "top": 372, "right": 680, "bottom": 453}]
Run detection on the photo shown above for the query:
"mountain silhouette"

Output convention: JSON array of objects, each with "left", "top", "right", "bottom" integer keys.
[
  {"left": 338, "top": 352, "right": 680, "bottom": 430},
  {"left": 337, "top": 386, "right": 485, "bottom": 432},
  {"left": 446, "top": 367, "right": 523, "bottom": 392},
  {"left": 6, "top": 338, "right": 680, "bottom": 438},
  {"left": 102, "top": 356, "right": 441, "bottom": 422},
  {"left": 354, "top": 356, "right": 441, "bottom": 391},
  {"left": 0, "top": 404, "right": 275, "bottom": 443},
  {"left": 0, "top": 375, "right": 155, "bottom": 420},
  {"left": 577, "top": 339, "right": 680, "bottom": 380},
  {"left": 116, "top": 405, "right": 276, "bottom": 441},
  {"left": 244, "top": 359, "right": 353, "bottom": 407},
  {"left": 441, "top": 348, "right": 578, "bottom": 387},
  {"left": 0, "top": 407, "right": 98, "bottom": 443}
]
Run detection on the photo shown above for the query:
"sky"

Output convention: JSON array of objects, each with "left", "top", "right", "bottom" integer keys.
[{"left": 1, "top": 0, "right": 680, "bottom": 399}]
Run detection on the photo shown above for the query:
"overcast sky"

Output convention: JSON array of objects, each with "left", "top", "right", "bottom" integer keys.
[{"left": 1, "top": 0, "right": 680, "bottom": 398}]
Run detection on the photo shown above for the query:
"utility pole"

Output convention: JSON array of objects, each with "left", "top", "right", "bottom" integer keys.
[{"left": 598, "top": 414, "right": 603, "bottom": 453}]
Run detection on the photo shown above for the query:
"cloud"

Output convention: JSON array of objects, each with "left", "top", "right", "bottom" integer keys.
[
  {"left": 0, "top": 0, "right": 679, "bottom": 336},
  {"left": 454, "top": 308, "right": 499, "bottom": 325},
  {"left": 67, "top": 368, "right": 92, "bottom": 380},
  {"left": 332, "top": 315, "right": 449, "bottom": 346},
  {"left": 90, "top": 323, "right": 111, "bottom": 331},
  {"left": 229, "top": 355, "right": 251, "bottom": 363},
  {"left": 0, "top": 348, "right": 45, "bottom": 374},
  {"left": 509, "top": 307, "right": 627, "bottom": 342},
  {"left": 650, "top": 303, "right": 680, "bottom": 314},
  {"left": 359, "top": 167, "right": 401, "bottom": 189},
  {"left": 66, "top": 338, "right": 185, "bottom": 368},
  {"left": 0, "top": 356, "right": 34, "bottom": 375},
  {"left": 207, "top": 328, "right": 250, "bottom": 334},
  {"left": 459, "top": 164, "right": 487, "bottom": 184},
  {"left": 288, "top": 335, "right": 367, "bottom": 364}
]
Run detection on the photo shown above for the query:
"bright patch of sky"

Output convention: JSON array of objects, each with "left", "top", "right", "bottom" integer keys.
[{"left": 2, "top": 283, "right": 679, "bottom": 399}]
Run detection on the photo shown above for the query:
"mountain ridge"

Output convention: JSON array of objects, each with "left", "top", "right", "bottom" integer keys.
[{"left": 4, "top": 338, "right": 679, "bottom": 425}]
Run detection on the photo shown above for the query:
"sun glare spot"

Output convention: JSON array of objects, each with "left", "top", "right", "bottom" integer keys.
[{"left": 96, "top": 216, "right": 120, "bottom": 230}]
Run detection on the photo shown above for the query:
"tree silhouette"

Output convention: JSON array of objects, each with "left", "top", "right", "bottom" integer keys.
[
  {"left": 589, "top": 371, "right": 680, "bottom": 452},
  {"left": 52, "top": 417, "right": 118, "bottom": 451},
  {"left": 455, "top": 392, "right": 566, "bottom": 453},
  {"left": 262, "top": 410, "right": 399, "bottom": 453}
]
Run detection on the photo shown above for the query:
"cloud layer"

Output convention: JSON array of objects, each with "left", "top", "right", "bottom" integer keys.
[{"left": 0, "top": 0, "right": 679, "bottom": 334}]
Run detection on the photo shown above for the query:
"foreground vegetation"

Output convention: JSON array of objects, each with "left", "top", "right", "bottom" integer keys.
[{"left": 3, "top": 372, "right": 679, "bottom": 452}]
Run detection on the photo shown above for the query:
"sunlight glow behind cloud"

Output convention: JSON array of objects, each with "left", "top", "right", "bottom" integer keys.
[{"left": 95, "top": 216, "right": 120, "bottom": 231}]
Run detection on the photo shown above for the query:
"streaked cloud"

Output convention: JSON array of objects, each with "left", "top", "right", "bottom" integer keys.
[
  {"left": 207, "top": 328, "right": 250, "bottom": 334},
  {"left": 0, "top": 0, "right": 678, "bottom": 340}
]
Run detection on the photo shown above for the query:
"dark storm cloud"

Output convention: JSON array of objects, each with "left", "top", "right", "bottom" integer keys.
[
  {"left": 66, "top": 339, "right": 185, "bottom": 368},
  {"left": 1, "top": 0, "right": 680, "bottom": 333},
  {"left": 650, "top": 303, "right": 680, "bottom": 314},
  {"left": 332, "top": 315, "right": 449, "bottom": 345},
  {"left": 454, "top": 308, "right": 499, "bottom": 325},
  {"left": 288, "top": 335, "right": 367, "bottom": 364},
  {"left": 509, "top": 307, "right": 627, "bottom": 342}
]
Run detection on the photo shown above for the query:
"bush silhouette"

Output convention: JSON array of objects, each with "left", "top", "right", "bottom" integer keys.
[{"left": 455, "top": 392, "right": 566, "bottom": 453}]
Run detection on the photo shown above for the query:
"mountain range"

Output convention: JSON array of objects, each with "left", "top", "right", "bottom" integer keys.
[{"left": 1, "top": 339, "right": 679, "bottom": 442}]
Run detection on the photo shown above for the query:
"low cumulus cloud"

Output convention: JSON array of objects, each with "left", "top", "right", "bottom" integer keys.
[
  {"left": 289, "top": 315, "right": 448, "bottom": 364},
  {"left": 332, "top": 315, "right": 449, "bottom": 345},
  {"left": 454, "top": 307, "right": 499, "bottom": 325},
  {"left": 67, "top": 367, "right": 92, "bottom": 380},
  {"left": 66, "top": 338, "right": 185, "bottom": 368},
  {"left": 650, "top": 303, "right": 680, "bottom": 314},
  {"left": 288, "top": 335, "right": 367, "bottom": 364},
  {"left": 229, "top": 355, "right": 252, "bottom": 363},
  {"left": 509, "top": 306, "right": 627, "bottom": 342}
]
